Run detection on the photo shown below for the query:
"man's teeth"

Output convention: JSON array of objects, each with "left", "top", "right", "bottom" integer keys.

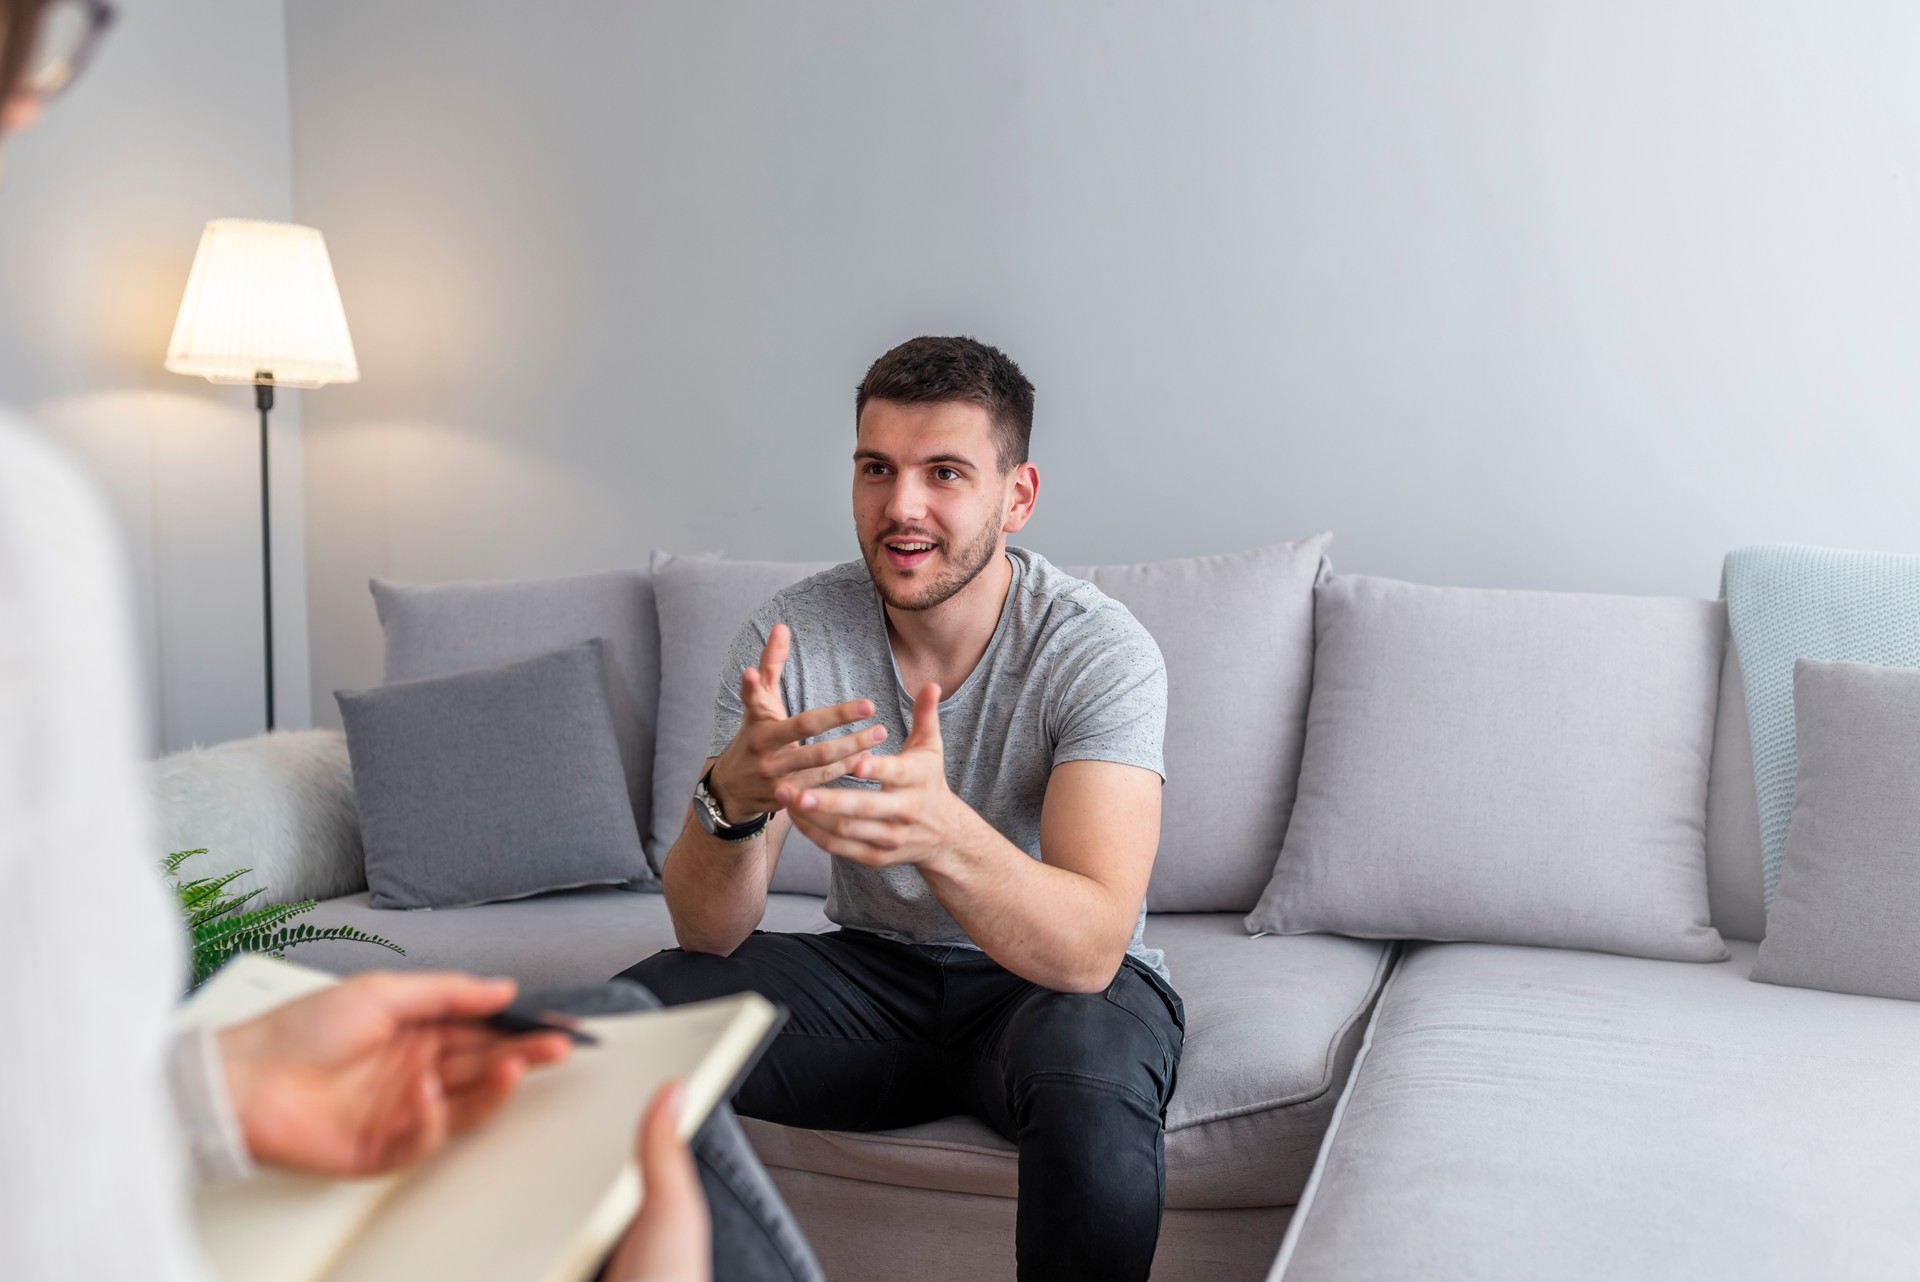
[{"left": 892, "top": 542, "right": 934, "bottom": 552}]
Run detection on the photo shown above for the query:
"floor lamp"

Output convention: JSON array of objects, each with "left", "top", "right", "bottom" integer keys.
[{"left": 165, "top": 218, "right": 359, "bottom": 732}]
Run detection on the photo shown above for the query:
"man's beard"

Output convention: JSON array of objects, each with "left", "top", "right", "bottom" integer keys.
[{"left": 862, "top": 512, "right": 1002, "bottom": 612}]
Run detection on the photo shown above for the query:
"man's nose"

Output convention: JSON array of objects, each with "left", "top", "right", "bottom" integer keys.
[{"left": 885, "top": 477, "right": 928, "bottom": 525}]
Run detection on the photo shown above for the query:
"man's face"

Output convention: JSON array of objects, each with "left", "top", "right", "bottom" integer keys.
[{"left": 853, "top": 399, "right": 1025, "bottom": 612}]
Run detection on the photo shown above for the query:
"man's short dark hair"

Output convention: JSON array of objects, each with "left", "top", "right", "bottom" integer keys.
[{"left": 856, "top": 336, "right": 1035, "bottom": 472}]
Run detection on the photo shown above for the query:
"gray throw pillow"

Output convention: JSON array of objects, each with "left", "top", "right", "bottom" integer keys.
[
  {"left": 1070, "top": 536, "right": 1332, "bottom": 912},
  {"left": 1751, "top": 659, "right": 1920, "bottom": 1000},
  {"left": 1247, "top": 575, "right": 1728, "bottom": 962},
  {"left": 371, "top": 570, "right": 659, "bottom": 885},
  {"left": 336, "top": 640, "right": 649, "bottom": 909},
  {"left": 650, "top": 552, "right": 837, "bottom": 892},
  {"left": 1703, "top": 630, "right": 1769, "bottom": 942}
]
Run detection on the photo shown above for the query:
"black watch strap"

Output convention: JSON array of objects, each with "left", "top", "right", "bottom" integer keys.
[{"left": 695, "top": 766, "right": 770, "bottom": 842}]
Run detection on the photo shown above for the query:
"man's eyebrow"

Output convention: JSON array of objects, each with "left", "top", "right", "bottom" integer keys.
[{"left": 853, "top": 449, "right": 979, "bottom": 470}]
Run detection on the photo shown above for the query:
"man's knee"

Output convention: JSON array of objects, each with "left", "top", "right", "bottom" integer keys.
[
  {"left": 524, "top": 978, "right": 662, "bottom": 1016},
  {"left": 1001, "top": 985, "right": 1177, "bottom": 1113},
  {"left": 616, "top": 931, "right": 825, "bottom": 1008},
  {"left": 615, "top": 946, "right": 750, "bottom": 1005}
]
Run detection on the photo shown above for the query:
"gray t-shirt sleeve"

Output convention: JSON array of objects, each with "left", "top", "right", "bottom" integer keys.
[
  {"left": 1046, "top": 606, "right": 1169, "bottom": 780},
  {"left": 707, "top": 609, "right": 777, "bottom": 760}
]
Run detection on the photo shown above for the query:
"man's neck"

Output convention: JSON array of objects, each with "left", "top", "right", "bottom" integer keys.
[{"left": 883, "top": 547, "right": 1015, "bottom": 698}]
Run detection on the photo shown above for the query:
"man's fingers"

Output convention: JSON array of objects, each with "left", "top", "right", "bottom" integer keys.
[
  {"left": 850, "top": 752, "right": 915, "bottom": 786},
  {"left": 789, "top": 811, "right": 897, "bottom": 865},
  {"left": 906, "top": 682, "right": 943, "bottom": 752},
  {"left": 771, "top": 723, "right": 886, "bottom": 775},
  {"left": 759, "top": 623, "right": 791, "bottom": 692},
  {"left": 740, "top": 626, "right": 793, "bottom": 721},
  {"left": 791, "top": 809, "right": 903, "bottom": 848},
  {"left": 777, "top": 698, "right": 876, "bottom": 743},
  {"left": 778, "top": 753, "right": 866, "bottom": 795},
  {"left": 792, "top": 785, "right": 906, "bottom": 821},
  {"left": 740, "top": 665, "right": 788, "bottom": 722}
]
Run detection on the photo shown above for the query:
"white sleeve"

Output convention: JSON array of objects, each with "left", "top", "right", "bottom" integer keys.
[
  {"left": 167, "top": 1027, "right": 257, "bottom": 1186},
  {"left": 0, "top": 418, "right": 211, "bottom": 1280}
]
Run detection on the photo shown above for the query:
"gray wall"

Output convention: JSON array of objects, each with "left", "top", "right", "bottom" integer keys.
[
  {"left": 0, "top": 0, "right": 308, "bottom": 754},
  {"left": 281, "top": 1, "right": 1920, "bottom": 729}
]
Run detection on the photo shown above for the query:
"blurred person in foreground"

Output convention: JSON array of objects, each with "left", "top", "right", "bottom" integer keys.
[{"left": 0, "top": 4, "right": 816, "bottom": 1280}]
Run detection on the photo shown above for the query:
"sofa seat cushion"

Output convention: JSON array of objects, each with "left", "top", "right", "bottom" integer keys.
[
  {"left": 1275, "top": 941, "right": 1920, "bottom": 1281},
  {"left": 288, "top": 889, "right": 832, "bottom": 990},
  {"left": 743, "top": 915, "right": 1394, "bottom": 1209}
]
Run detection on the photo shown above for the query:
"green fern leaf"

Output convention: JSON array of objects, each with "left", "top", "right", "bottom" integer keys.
[
  {"left": 162, "top": 848, "right": 208, "bottom": 877},
  {"left": 176, "top": 866, "right": 255, "bottom": 912},
  {"left": 187, "top": 886, "right": 266, "bottom": 929},
  {"left": 195, "top": 901, "right": 313, "bottom": 950}
]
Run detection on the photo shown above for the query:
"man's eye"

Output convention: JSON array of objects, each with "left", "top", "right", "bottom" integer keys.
[
  {"left": 934, "top": 468, "right": 960, "bottom": 482},
  {"left": 863, "top": 463, "right": 890, "bottom": 476}
]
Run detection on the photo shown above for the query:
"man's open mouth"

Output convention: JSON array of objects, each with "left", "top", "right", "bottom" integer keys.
[{"left": 883, "top": 539, "right": 938, "bottom": 570}]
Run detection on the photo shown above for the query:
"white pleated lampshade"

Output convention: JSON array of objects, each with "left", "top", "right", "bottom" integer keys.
[{"left": 164, "top": 218, "right": 360, "bottom": 389}]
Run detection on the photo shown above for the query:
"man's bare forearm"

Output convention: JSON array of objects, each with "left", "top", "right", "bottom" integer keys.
[
  {"left": 920, "top": 810, "right": 1140, "bottom": 993},
  {"left": 659, "top": 806, "right": 780, "bottom": 954},
  {"left": 662, "top": 626, "right": 878, "bottom": 953}
]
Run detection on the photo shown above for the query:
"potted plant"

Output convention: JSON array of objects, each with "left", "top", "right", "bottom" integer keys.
[{"left": 164, "top": 847, "right": 402, "bottom": 990}]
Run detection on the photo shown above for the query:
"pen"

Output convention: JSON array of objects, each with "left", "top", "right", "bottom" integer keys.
[{"left": 482, "top": 1008, "right": 600, "bottom": 1046}]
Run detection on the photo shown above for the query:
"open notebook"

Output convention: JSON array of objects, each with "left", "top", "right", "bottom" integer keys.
[{"left": 176, "top": 955, "right": 780, "bottom": 1282}]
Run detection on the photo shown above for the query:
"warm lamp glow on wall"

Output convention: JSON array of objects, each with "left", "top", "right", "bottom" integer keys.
[{"left": 166, "top": 218, "right": 359, "bottom": 731}]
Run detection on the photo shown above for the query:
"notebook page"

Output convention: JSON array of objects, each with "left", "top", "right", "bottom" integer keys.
[{"left": 320, "top": 996, "right": 775, "bottom": 1282}]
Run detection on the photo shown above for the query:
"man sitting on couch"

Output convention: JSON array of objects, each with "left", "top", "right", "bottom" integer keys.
[{"left": 619, "top": 335, "right": 1183, "bottom": 1281}]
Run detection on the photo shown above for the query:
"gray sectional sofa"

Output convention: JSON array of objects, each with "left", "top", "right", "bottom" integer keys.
[{"left": 149, "top": 541, "right": 1920, "bottom": 1281}]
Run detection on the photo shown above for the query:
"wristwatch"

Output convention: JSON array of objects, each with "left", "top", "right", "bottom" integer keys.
[{"left": 693, "top": 766, "right": 771, "bottom": 842}]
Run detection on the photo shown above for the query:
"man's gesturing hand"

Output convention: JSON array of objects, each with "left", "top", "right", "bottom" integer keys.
[
  {"left": 781, "top": 682, "right": 970, "bottom": 869},
  {"left": 706, "top": 623, "right": 888, "bottom": 824}
]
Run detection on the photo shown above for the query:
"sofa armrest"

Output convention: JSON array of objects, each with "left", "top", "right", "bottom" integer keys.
[{"left": 148, "top": 729, "right": 366, "bottom": 905}]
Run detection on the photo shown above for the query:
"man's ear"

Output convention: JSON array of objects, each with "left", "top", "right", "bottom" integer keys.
[{"left": 1002, "top": 461, "right": 1041, "bottom": 534}]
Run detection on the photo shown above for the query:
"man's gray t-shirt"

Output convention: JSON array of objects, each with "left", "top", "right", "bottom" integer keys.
[{"left": 708, "top": 546, "right": 1171, "bottom": 980}]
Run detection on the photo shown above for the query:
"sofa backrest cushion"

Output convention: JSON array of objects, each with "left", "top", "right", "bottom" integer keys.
[
  {"left": 1704, "top": 629, "right": 1767, "bottom": 942},
  {"left": 371, "top": 570, "right": 659, "bottom": 884},
  {"left": 650, "top": 552, "right": 837, "bottom": 892},
  {"left": 1070, "top": 536, "right": 1332, "bottom": 912},
  {"left": 1248, "top": 575, "right": 1729, "bottom": 962}
]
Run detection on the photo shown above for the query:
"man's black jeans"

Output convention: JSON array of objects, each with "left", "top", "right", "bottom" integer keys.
[{"left": 617, "top": 929, "right": 1186, "bottom": 1282}]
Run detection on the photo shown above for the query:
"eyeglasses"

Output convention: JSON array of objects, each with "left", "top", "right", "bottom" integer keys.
[{"left": 19, "top": 0, "right": 115, "bottom": 103}]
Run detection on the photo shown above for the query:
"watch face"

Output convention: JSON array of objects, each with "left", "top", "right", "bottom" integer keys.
[{"left": 696, "top": 782, "right": 726, "bottom": 830}]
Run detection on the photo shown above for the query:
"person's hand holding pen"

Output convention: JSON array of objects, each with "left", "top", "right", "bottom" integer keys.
[
  {"left": 213, "top": 971, "right": 712, "bottom": 1280},
  {"left": 215, "top": 970, "right": 576, "bottom": 1177}
]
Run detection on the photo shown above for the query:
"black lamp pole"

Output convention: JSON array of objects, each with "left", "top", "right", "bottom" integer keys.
[{"left": 255, "top": 370, "right": 276, "bottom": 732}]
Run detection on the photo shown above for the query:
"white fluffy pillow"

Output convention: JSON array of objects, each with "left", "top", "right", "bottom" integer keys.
[{"left": 148, "top": 729, "right": 366, "bottom": 905}]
